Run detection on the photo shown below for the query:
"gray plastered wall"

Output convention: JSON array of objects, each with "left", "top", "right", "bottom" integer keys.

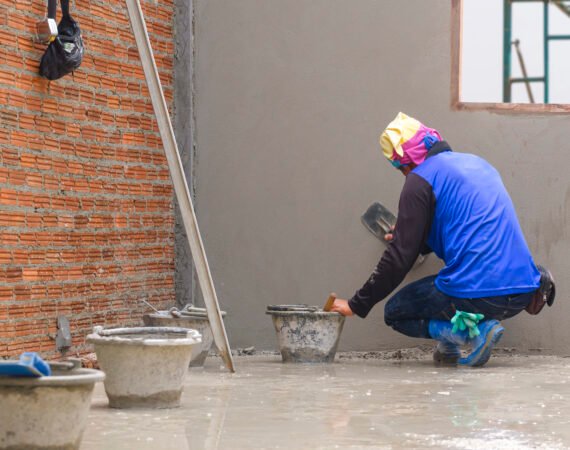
[
  {"left": 174, "top": 0, "right": 196, "bottom": 308},
  {"left": 187, "top": 0, "right": 569, "bottom": 353}
]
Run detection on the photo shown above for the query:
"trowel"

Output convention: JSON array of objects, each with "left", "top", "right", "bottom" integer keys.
[
  {"left": 361, "top": 202, "right": 427, "bottom": 267},
  {"left": 361, "top": 202, "right": 396, "bottom": 241}
]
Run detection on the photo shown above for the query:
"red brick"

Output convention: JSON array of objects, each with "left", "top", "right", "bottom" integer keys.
[{"left": 0, "top": 0, "right": 176, "bottom": 356}]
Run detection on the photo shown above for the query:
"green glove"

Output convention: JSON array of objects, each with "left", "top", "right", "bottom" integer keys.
[{"left": 451, "top": 310, "right": 485, "bottom": 338}]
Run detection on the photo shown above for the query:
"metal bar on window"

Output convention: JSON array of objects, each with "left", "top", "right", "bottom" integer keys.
[
  {"left": 503, "top": 0, "right": 513, "bottom": 102},
  {"left": 543, "top": 0, "right": 549, "bottom": 103},
  {"left": 510, "top": 77, "right": 546, "bottom": 83}
]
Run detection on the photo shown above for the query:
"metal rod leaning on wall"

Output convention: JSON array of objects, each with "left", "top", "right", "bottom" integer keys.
[{"left": 125, "top": 0, "right": 235, "bottom": 372}]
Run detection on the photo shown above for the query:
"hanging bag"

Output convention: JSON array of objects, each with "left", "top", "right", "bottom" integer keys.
[{"left": 39, "top": 0, "right": 84, "bottom": 80}]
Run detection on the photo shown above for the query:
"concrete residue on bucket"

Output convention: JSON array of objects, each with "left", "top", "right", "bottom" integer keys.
[
  {"left": 87, "top": 326, "right": 201, "bottom": 409},
  {"left": 0, "top": 363, "right": 105, "bottom": 450},
  {"left": 266, "top": 304, "right": 345, "bottom": 363},
  {"left": 142, "top": 304, "right": 226, "bottom": 367}
]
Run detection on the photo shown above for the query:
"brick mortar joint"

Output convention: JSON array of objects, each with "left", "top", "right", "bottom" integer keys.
[
  {"left": 0, "top": 87, "right": 169, "bottom": 119},
  {"left": 0, "top": 105, "right": 172, "bottom": 132},
  {"left": 0, "top": 289, "right": 176, "bottom": 310},
  {"left": 0, "top": 173, "right": 174, "bottom": 188},
  {"left": 0, "top": 71, "right": 175, "bottom": 102},
  {"left": 0, "top": 276, "right": 176, "bottom": 290},
  {"left": 4, "top": 4, "right": 176, "bottom": 35},
  {"left": 0, "top": 140, "right": 169, "bottom": 158}
]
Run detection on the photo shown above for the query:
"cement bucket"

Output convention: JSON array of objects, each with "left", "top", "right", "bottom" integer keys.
[
  {"left": 87, "top": 326, "right": 201, "bottom": 409},
  {"left": 266, "top": 305, "right": 345, "bottom": 363},
  {"left": 0, "top": 364, "right": 104, "bottom": 450},
  {"left": 142, "top": 306, "right": 226, "bottom": 367}
]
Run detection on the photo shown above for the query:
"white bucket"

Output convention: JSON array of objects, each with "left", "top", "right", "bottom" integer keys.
[{"left": 87, "top": 326, "right": 201, "bottom": 408}]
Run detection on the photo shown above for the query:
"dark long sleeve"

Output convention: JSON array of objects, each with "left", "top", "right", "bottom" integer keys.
[{"left": 348, "top": 173, "right": 435, "bottom": 318}]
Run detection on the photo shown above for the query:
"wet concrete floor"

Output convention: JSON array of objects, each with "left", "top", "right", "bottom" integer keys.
[{"left": 81, "top": 353, "right": 570, "bottom": 449}]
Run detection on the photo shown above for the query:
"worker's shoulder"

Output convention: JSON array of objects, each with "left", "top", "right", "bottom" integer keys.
[
  {"left": 414, "top": 152, "right": 498, "bottom": 187},
  {"left": 422, "top": 150, "right": 493, "bottom": 169},
  {"left": 402, "top": 171, "right": 432, "bottom": 196}
]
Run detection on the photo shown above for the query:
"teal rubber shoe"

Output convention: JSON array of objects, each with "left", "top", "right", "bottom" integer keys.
[
  {"left": 428, "top": 320, "right": 467, "bottom": 366},
  {"left": 459, "top": 320, "right": 504, "bottom": 367},
  {"left": 433, "top": 341, "right": 461, "bottom": 365}
]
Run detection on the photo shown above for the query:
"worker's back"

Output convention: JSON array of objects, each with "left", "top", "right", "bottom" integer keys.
[{"left": 413, "top": 150, "right": 540, "bottom": 298}]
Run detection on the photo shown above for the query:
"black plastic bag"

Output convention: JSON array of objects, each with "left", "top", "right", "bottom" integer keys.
[{"left": 39, "top": 0, "right": 84, "bottom": 81}]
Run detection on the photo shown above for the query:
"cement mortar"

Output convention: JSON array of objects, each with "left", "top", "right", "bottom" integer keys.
[{"left": 80, "top": 353, "right": 570, "bottom": 449}]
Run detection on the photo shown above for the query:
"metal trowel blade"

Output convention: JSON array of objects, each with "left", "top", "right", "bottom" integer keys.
[{"left": 361, "top": 202, "right": 397, "bottom": 241}]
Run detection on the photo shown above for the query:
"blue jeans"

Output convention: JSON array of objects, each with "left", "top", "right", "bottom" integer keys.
[{"left": 384, "top": 275, "right": 534, "bottom": 339}]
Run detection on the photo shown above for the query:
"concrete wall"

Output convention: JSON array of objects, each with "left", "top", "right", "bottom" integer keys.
[
  {"left": 192, "top": 0, "right": 569, "bottom": 353},
  {"left": 174, "top": 0, "right": 196, "bottom": 308}
]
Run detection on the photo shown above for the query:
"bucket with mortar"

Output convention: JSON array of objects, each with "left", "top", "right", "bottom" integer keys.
[
  {"left": 266, "top": 305, "right": 345, "bottom": 363},
  {"left": 0, "top": 360, "right": 104, "bottom": 449},
  {"left": 87, "top": 326, "right": 201, "bottom": 409},
  {"left": 142, "top": 305, "right": 226, "bottom": 367}
]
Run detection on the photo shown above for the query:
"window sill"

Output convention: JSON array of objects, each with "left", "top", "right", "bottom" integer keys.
[{"left": 452, "top": 101, "right": 570, "bottom": 115}]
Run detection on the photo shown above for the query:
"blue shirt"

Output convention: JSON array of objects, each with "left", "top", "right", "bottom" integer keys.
[{"left": 414, "top": 149, "right": 540, "bottom": 297}]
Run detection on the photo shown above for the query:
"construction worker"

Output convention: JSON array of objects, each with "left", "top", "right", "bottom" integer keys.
[{"left": 331, "top": 112, "right": 555, "bottom": 367}]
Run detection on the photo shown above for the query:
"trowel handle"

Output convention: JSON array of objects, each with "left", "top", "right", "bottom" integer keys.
[{"left": 323, "top": 293, "right": 337, "bottom": 312}]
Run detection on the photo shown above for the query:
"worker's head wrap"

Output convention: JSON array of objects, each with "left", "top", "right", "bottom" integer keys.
[{"left": 380, "top": 112, "right": 442, "bottom": 169}]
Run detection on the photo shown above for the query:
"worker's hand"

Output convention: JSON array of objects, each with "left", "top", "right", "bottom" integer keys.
[
  {"left": 384, "top": 225, "right": 395, "bottom": 242},
  {"left": 330, "top": 299, "right": 354, "bottom": 317}
]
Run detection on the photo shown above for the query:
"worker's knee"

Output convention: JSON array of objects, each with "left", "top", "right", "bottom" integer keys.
[{"left": 383, "top": 299, "right": 398, "bottom": 327}]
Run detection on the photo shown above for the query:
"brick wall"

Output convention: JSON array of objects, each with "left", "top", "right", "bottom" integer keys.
[{"left": 0, "top": 0, "right": 177, "bottom": 358}]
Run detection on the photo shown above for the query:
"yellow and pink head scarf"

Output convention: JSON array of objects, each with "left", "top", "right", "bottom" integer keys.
[{"left": 380, "top": 112, "right": 442, "bottom": 169}]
